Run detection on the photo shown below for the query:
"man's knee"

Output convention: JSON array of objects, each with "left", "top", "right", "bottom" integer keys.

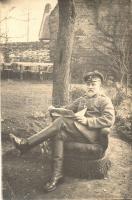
[
  {"left": 52, "top": 116, "right": 65, "bottom": 129},
  {"left": 99, "top": 128, "right": 110, "bottom": 151},
  {"left": 100, "top": 128, "right": 111, "bottom": 135},
  {"left": 55, "top": 131, "right": 67, "bottom": 141},
  {"left": 50, "top": 117, "right": 67, "bottom": 140}
]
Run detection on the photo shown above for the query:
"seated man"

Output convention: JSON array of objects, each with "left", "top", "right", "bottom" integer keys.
[{"left": 10, "top": 71, "right": 115, "bottom": 192}]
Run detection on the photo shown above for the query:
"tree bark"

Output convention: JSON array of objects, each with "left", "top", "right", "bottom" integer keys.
[{"left": 52, "top": 0, "right": 76, "bottom": 107}]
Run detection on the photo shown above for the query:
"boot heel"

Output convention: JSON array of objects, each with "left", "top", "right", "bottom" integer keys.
[
  {"left": 58, "top": 177, "right": 64, "bottom": 184},
  {"left": 44, "top": 176, "right": 64, "bottom": 192}
]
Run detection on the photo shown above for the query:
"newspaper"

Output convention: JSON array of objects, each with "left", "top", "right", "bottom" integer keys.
[{"left": 51, "top": 108, "right": 87, "bottom": 118}]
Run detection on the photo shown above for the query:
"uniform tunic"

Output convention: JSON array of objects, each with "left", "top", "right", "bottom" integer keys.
[
  {"left": 52, "top": 93, "right": 115, "bottom": 144},
  {"left": 66, "top": 93, "right": 115, "bottom": 129}
]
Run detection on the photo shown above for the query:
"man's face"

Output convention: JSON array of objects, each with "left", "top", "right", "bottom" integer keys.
[{"left": 86, "top": 80, "right": 102, "bottom": 97}]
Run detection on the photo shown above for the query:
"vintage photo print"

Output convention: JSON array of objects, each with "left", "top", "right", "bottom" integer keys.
[{"left": 0, "top": 0, "right": 132, "bottom": 199}]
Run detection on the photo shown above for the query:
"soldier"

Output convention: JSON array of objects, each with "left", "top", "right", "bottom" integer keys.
[{"left": 10, "top": 71, "right": 115, "bottom": 192}]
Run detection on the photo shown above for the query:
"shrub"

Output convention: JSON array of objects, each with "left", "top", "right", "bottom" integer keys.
[
  {"left": 96, "top": 82, "right": 131, "bottom": 142},
  {"left": 115, "top": 97, "right": 132, "bottom": 142},
  {"left": 103, "top": 82, "right": 127, "bottom": 107},
  {"left": 70, "top": 84, "right": 86, "bottom": 101}
]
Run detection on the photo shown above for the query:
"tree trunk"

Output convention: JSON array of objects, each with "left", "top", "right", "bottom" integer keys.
[{"left": 52, "top": 0, "right": 76, "bottom": 107}]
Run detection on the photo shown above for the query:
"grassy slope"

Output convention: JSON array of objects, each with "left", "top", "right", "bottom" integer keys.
[{"left": 1, "top": 81, "right": 52, "bottom": 139}]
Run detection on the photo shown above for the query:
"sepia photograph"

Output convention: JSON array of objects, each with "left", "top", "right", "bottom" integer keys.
[{"left": 0, "top": 0, "right": 132, "bottom": 199}]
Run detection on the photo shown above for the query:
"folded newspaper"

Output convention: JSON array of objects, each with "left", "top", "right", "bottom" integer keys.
[{"left": 51, "top": 108, "right": 87, "bottom": 118}]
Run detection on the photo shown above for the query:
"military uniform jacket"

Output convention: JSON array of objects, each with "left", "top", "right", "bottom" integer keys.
[{"left": 65, "top": 93, "right": 115, "bottom": 130}]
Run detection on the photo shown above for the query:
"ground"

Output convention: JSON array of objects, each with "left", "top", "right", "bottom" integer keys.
[{"left": 1, "top": 81, "right": 132, "bottom": 200}]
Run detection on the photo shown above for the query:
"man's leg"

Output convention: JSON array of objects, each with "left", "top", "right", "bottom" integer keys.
[
  {"left": 44, "top": 137, "right": 64, "bottom": 192},
  {"left": 9, "top": 116, "right": 66, "bottom": 154},
  {"left": 43, "top": 122, "right": 88, "bottom": 193},
  {"left": 10, "top": 116, "right": 109, "bottom": 192}
]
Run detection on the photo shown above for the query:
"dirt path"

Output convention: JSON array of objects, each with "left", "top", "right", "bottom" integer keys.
[{"left": 3, "top": 136, "right": 132, "bottom": 200}]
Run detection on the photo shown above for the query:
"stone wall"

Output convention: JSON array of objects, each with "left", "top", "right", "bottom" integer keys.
[{"left": 1, "top": 41, "right": 51, "bottom": 63}]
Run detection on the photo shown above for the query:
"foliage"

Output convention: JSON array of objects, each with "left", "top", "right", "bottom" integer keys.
[
  {"left": 115, "top": 96, "right": 132, "bottom": 142},
  {"left": 111, "top": 83, "right": 127, "bottom": 107},
  {"left": 103, "top": 81, "right": 132, "bottom": 142},
  {"left": 94, "top": 3, "right": 131, "bottom": 85},
  {"left": 70, "top": 84, "right": 86, "bottom": 101},
  {"left": 116, "top": 116, "right": 132, "bottom": 142}
]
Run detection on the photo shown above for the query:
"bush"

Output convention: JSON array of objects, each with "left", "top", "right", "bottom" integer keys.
[
  {"left": 70, "top": 84, "right": 86, "bottom": 101},
  {"left": 103, "top": 82, "right": 127, "bottom": 107},
  {"left": 116, "top": 117, "right": 132, "bottom": 142},
  {"left": 105, "top": 82, "right": 132, "bottom": 142},
  {"left": 115, "top": 97, "right": 132, "bottom": 142}
]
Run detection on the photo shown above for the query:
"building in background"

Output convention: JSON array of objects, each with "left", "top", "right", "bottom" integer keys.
[{"left": 39, "top": 3, "right": 52, "bottom": 41}]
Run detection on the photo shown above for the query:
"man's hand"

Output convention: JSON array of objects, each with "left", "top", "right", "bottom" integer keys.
[
  {"left": 48, "top": 105, "right": 56, "bottom": 112},
  {"left": 48, "top": 106, "right": 69, "bottom": 114},
  {"left": 75, "top": 116, "right": 87, "bottom": 125}
]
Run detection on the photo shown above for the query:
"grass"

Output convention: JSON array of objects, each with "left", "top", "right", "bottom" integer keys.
[
  {"left": 1, "top": 80, "right": 132, "bottom": 200},
  {"left": 1, "top": 80, "right": 53, "bottom": 139}
]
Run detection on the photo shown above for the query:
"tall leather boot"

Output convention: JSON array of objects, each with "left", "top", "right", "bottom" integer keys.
[
  {"left": 44, "top": 138, "right": 64, "bottom": 192},
  {"left": 9, "top": 117, "right": 65, "bottom": 154}
]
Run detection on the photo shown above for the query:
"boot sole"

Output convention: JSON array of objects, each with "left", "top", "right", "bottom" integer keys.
[{"left": 9, "top": 134, "right": 27, "bottom": 155}]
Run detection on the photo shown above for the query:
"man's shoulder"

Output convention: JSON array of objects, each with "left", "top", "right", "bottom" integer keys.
[
  {"left": 98, "top": 93, "right": 110, "bottom": 99},
  {"left": 74, "top": 93, "right": 112, "bottom": 103},
  {"left": 98, "top": 93, "right": 113, "bottom": 105},
  {"left": 78, "top": 93, "right": 110, "bottom": 101}
]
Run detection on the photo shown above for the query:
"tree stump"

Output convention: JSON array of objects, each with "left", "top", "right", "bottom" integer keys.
[{"left": 64, "top": 152, "right": 111, "bottom": 179}]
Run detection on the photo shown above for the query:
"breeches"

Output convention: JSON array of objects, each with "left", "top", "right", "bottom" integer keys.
[
  {"left": 53, "top": 116, "right": 102, "bottom": 144},
  {"left": 28, "top": 116, "right": 109, "bottom": 155},
  {"left": 52, "top": 117, "right": 107, "bottom": 160}
]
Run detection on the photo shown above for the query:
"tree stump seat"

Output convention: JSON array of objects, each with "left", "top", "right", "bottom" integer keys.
[
  {"left": 40, "top": 140, "right": 111, "bottom": 180},
  {"left": 63, "top": 142, "right": 111, "bottom": 179}
]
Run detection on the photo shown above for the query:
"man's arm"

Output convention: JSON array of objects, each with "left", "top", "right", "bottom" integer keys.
[
  {"left": 75, "top": 97, "right": 115, "bottom": 128},
  {"left": 48, "top": 98, "right": 81, "bottom": 114},
  {"left": 87, "top": 98, "right": 115, "bottom": 128},
  {"left": 64, "top": 98, "right": 81, "bottom": 113}
]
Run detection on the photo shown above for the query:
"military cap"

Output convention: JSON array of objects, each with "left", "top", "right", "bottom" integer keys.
[{"left": 83, "top": 70, "right": 104, "bottom": 83}]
